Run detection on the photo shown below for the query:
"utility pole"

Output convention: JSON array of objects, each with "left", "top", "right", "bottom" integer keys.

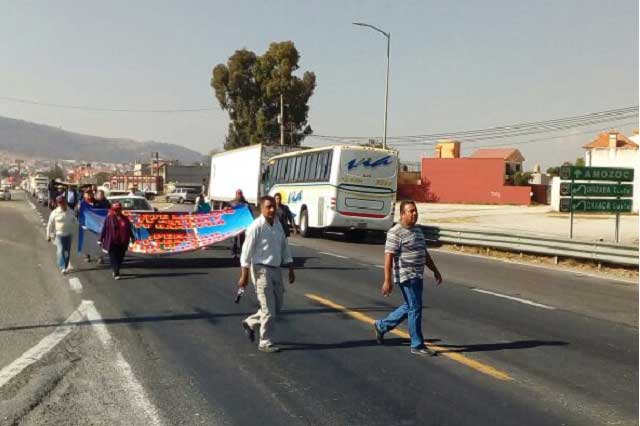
[
  {"left": 280, "top": 94, "right": 285, "bottom": 146},
  {"left": 353, "top": 22, "right": 391, "bottom": 150}
]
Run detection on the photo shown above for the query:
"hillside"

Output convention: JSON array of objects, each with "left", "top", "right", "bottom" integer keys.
[{"left": 0, "top": 116, "right": 205, "bottom": 163}]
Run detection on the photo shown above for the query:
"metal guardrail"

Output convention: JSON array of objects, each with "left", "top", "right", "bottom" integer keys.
[{"left": 420, "top": 225, "right": 639, "bottom": 266}]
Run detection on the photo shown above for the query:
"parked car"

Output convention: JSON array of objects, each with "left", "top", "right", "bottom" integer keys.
[
  {"left": 0, "top": 188, "right": 11, "bottom": 201},
  {"left": 108, "top": 195, "right": 156, "bottom": 212},
  {"left": 165, "top": 187, "right": 198, "bottom": 204}
]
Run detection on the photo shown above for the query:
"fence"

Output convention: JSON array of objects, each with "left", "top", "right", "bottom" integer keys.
[{"left": 420, "top": 225, "right": 638, "bottom": 266}]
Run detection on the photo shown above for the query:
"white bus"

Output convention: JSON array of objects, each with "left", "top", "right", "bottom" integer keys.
[{"left": 263, "top": 145, "right": 398, "bottom": 238}]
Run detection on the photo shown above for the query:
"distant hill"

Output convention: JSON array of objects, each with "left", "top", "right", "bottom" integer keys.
[{"left": 0, "top": 116, "right": 205, "bottom": 163}]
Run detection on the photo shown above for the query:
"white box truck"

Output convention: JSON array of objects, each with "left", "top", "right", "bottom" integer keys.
[{"left": 209, "top": 144, "right": 303, "bottom": 207}]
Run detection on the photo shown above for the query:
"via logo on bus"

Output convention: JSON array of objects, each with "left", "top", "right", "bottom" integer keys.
[{"left": 346, "top": 155, "right": 393, "bottom": 171}]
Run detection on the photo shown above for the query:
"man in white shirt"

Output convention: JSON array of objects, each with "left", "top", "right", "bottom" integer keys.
[
  {"left": 46, "top": 195, "right": 77, "bottom": 274},
  {"left": 238, "top": 195, "right": 295, "bottom": 353}
]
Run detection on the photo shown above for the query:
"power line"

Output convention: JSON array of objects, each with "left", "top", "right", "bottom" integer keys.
[
  {"left": 0, "top": 96, "right": 217, "bottom": 113},
  {"left": 394, "top": 120, "right": 639, "bottom": 151},
  {"left": 309, "top": 106, "right": 638, "bottom": 143}
]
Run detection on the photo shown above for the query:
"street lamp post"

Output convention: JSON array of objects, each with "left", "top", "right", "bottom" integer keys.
[{"left": 353, "top": 22, "right": 390, "bottom": 150}]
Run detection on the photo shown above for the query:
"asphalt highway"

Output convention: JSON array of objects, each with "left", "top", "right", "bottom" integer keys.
[{"left": 2, "top": 194, "right": 637, "bottom": 425}]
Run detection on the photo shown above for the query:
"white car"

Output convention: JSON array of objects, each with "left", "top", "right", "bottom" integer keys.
[{"left": 108, "top": 195, "right": 156, "bottom": 212}]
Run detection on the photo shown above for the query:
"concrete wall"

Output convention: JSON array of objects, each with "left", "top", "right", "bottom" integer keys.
[{"left": 420, "top": 158, "right": 531, "bottom": 205}]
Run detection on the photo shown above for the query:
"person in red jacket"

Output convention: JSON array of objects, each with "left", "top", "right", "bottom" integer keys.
[{"left": 99, "top": 202, "right": 135, "bottom": 280}]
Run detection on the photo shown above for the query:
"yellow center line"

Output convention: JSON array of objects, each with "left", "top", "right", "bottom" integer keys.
[{"left": 305, "top": 293, "right": 513, "bottom": 382}]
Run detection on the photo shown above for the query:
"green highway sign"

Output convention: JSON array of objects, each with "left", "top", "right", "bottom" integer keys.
[
  {"left": 559, "top": 182, "right": 633, "bottom": 197},
  {"left": 559, "top": 198, "right": 633, "bottom": 213},
  {"left": 559, "top": 165, "right": 634, "bottom": 182}
]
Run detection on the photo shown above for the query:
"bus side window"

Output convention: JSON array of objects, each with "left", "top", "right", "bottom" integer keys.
[
  {"left": 322, "top": 150, "right": 333, "bottom": 181},
  {"left": 306, "top": 154, "right": 318, "bottom": 181},
  {"left": 298, "top": 155, "right": 309, "bottom": 182},
  {"left": 315, "top": 152, "right": 326, "bottom": 181},
  {"left": 286, "top": 158, "right": 295, "bottom": 182}
]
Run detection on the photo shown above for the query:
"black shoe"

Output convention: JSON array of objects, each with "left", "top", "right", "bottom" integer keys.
[
  {"left": 374, "top": 322, "right": 384, "bottom": 345},
  {"left": 411, "top": 347, "right": 437, "bottom": 357},
  {"left": 84, "top": 254, "right": 91, "bottom": 262},
  {"left": 258, "top": 345, "right": 280, "bottom": 353},
  {"left": 242, "top": 321, "right": 255, "bottom": 342}
]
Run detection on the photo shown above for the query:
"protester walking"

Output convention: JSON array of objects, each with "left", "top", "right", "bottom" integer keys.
[
  {"left": 228, "top": 189, "right": 249, "bottom": 261},
  {"left": 194, "top": 194, "right": 211, "bottom": 213},
  {"left": 94, "top": 189, "right": 111, "bottom": 209},
  {"left": 374, "top": 200, "right": 443, "bottom": 356},
  {"left": 80, "top": 190, "right": 97, "bottom": 262},
  {"left": 274, "top": 193, "right": 297, "bottom": 237},
  {"left": 99, "top": 202, "right": 135, "bottom": 280},
  {"left": 238, "top": 195, "right": 295, "bottom": 353},
  {"left": 46, "top": 195, "right": 76, "bottom": 274}
]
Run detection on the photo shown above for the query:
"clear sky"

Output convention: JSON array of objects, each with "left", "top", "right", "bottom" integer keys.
[{"left": 1, "top": 0, "right": 637, "bottom": 169}]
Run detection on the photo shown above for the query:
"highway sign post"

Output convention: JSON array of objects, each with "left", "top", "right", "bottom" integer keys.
[
  {"left": 559, "top": 198, "right": 632, "bottom": 213},
  {"left": 559, "top": 165, "right": 634, "bottom": 182},
  {"left": 559, "top": 183, "right": 633, "bottom": 197},
  {"left": 559, "top": 165, "right": 634, "bottom": 243}
]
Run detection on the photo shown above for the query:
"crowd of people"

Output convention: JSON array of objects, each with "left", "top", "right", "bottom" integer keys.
[{"left": 42, "top": 184, "right": 443, "bottom": 356}]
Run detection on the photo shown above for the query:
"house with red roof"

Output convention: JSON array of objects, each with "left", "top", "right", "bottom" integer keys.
[{"left": 397, "top": 141, "right": 532, "bottom": 205}]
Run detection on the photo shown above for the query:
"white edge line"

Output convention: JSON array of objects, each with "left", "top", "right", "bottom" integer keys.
[
  {"left": 374, "top": 265, "right": 384, "bottom": 268},
  {"left": 471, "top": 288, "right": 555, "bottom": 310},
  {"left": 0, "top": 300, "right": 91, "bottom": 388},
  {"left": 429, "top": 248, "right": 637, "bottom": 284},
  {"left": 319, "top": 251, "right": 349, "bottom": 259},
  {"left": 82, "top": 301, "right": 163, "bottom": 426},
  {"left": 68, "top": 277, "right": 83, "bottom": 293}
]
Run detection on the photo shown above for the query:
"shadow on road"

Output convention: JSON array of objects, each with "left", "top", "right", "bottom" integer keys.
[
  {"left": 278, "top": 337, "right": 443, "bottom": 351},
  {"left": 434, "top": 340, "right": 568, "bottom": 354}
]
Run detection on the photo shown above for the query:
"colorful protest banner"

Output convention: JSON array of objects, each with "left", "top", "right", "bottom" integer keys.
[{"left": 78, "top": 202, "right": 254, "bottom": 255}]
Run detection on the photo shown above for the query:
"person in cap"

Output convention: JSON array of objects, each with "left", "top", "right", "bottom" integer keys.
[
  {"left": 46, "top": 195, "right": 77, "bottom": 274},
  {"left": 99, "top": 202, "right": 135, "bottom": 280}
]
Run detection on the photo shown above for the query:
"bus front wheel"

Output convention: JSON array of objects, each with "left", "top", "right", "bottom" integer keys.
[{"left": 299, "top": 209, "right": 315, "bottom": 238}]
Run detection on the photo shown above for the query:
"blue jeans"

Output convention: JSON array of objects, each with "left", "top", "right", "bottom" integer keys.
[
  {"left": 55, "top": 235, "right": 72, "bottom": 270},
  {"left": 375, "top": 277, "right": 424, "bottom": 349}
]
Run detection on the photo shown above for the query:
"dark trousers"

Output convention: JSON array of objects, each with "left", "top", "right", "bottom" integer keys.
[
  {"left": 231, "top": 233, "right": 245, "bottom": 257},
  {"left": 108, "top": 245, "right": 128, "bottom": 276}
]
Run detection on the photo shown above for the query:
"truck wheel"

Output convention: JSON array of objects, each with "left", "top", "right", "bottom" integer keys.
[
  {"left": 299, "top": 209, "right": 315, "bottom": 238},
  {"left": 178, "top": 198, "right": 184, "bottom": 204}
]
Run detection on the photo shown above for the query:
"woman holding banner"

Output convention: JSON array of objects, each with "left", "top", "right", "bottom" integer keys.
[{"left": 99, "top": 202, "right": 135, "bottom": 280}]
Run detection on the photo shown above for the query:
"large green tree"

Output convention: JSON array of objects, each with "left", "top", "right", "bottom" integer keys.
[{"left": 211, "top": 41, "right": 316, "bottom": 150}]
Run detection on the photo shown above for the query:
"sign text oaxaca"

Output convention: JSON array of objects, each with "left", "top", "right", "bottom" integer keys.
[
  {"left": 559, "top": 198, "right": 632, "bottom": 213},
  {"left": 559, "top": 166, "right": 634, "bottom": 182},
  {"left": 560, "top": 182, "right": 633, "bottom": 197}
]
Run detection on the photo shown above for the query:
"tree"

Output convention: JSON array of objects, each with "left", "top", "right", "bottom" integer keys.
[
  {"left": 47, "top": 164, "right": 64, "bottom": 181},
  {"left": 358, "top": 139, "right": 384, "bottom": 149},
  {"left": 513, "top": 171, "right": 532, "bottom": 186},
  {"left": 575, "top": 157, "right": 585, "bottom": 167},
  {"left": 211, "top": 41, "right": 316, "bottom": 150}
]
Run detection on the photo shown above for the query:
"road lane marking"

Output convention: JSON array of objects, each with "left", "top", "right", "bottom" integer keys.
[
  {"left": 68, "top": 277, "right": 83, "bottom": 293},
  {"left": 0, "top": 301, "right": 90, "bottom": 389},
  {"left": 82, "top": 300, "right": 163, "bottom": 426},
  {"left": 471, "top": 289, "right": 555, "bottom": 310},
  {"left": 319, "top": 252, "right": 349, "bottom": 259},
  {"left": 305, "top": 293, "right": 513, "bottom": 382},
  {"left": 374, "top": 265, "right": 384, "bottom": 268}
]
